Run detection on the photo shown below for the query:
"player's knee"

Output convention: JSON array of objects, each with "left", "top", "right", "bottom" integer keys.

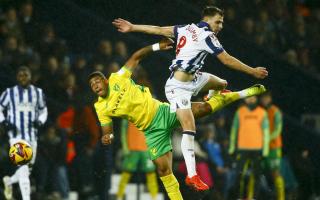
[
  {"left": 177, "top": 115, "right": 195, "bottom": 130},
  {"left": 223, "top": 80, "right": 228, "bottom": 88},
  {"left": 157, "top": 165, "right": 172, "bottom": 177},
  {"left": 218, "top": 80, "right": 227, "bottom": 90}
]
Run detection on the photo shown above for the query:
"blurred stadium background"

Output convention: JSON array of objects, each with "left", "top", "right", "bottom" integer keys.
[{"left": 0, "top": 0, "right": 319, "bottom": 199}]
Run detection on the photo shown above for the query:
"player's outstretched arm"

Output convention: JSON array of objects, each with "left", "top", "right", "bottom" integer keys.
[
  {"left": 217, "top": 51, "right": 268, "bottom": 79},
  {"left": 125, "top": 38, "right": 173, "bottom": 71},
  {"left": 113, "top": 18, "right": 174, "bottom": 38}
]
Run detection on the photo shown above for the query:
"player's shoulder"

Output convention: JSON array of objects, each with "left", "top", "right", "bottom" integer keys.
[
  {"left": 110, "top": 66, "right": 132, "bottom": 80},
  {"left": 1, "top": 87, "right": 10, "bottom": 94},
  {"left": 94, "top": 97, "right": 106, "bottom": 109},
  {"left": 30, "top": 85, "right": 44, "bottom": 92}
]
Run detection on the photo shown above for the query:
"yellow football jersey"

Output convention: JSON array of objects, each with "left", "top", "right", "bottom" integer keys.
[{"left": 94, "top": 66, "right": 161, "bottom": 130}]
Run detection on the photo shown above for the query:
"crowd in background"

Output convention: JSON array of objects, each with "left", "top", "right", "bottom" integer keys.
[
  {"left": 218, "top": 0, "right": 320, "bottom": 77},
  {"left": 0, "top": 0, "right": 319, "bottom": 200}
]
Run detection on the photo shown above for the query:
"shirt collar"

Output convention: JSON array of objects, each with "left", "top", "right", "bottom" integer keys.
[
  {"left": 197, "top": 21, "right": 212, "bottom": 31},
  {"left": 17, "top": 85, "right": 31, "bottom": 90}
]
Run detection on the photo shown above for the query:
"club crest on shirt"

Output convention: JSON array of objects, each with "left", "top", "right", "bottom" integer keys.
[
  {"left": 181, "top": 99, "right": 188, "bottom": 106},
  {"left": 113, "top": 84, "right": 120, "bottom": 91},
  {"left": 150, "top": 148, "right": 157, "bottom": 156}
]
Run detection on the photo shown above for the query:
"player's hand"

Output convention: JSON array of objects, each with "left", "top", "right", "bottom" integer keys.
[
  {"left": 1, "top": 120, "right": 16, "bottom": 131},
  {"left": 32, "top": 120, "right": 43, "bottom": 128},
  {"left": 112, "top": 18, "right": 133, "bottom": 33},
  {"left": 252, "top": 67, "right": 268, "bottom": 79},
  {"left": 159, "top": 38, "right": 174, "bottom": 50},
  {"left": 101, "top": 134, "right": 114, "bottom": 145}
]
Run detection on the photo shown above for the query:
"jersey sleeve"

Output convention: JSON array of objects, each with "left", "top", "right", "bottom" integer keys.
[
  {"left": 173, "top": 24, "right": 185, "bottom": 38},
  {"left": 94, "top": 102, "right": 113, "bottom": 126},
  {"left": 114, "top": 66, "right": 132, "bottom": 79},
  {"left": 37, "top": 88, "right": 47, "bottom": 109},
  {"left": 204, "top": 34, "right": 224, "bottom": 56},
  {"left": 0, "top": 89, "right": 9, "bottom": 108},
  {"left": 0, "top": 89, "right": 9, "bottom": 122}
]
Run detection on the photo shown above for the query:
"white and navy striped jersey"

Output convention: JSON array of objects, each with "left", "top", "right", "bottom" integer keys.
[
  {"left": 170, "top": 21, "right": 224, "bottom": 74},
  {"left": 0, "top": 85, "right": 48, "bottom": 143}
]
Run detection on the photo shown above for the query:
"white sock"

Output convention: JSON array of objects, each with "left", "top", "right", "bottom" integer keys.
[
  {"left": 238, "top": 90, "right": 247, "bottom": 98},
  {"left": 181, "top": 131, "right": 197, "bottom": 177},
  {"left": 7, "top": 167, "right": 21, "bottom": 185},
  {"left": 18, "top": 165, "right": 31, "bottom": 200}
]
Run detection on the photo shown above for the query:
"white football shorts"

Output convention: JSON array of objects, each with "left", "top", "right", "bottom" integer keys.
[{"left": 165, "top": 72, "right": 210, "bottom": 112}]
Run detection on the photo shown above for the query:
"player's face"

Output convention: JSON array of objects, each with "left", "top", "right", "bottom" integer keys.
[
  {"left": 260, "top": 95, "right": 272, "bottom": 107},
  {"left": 90, "top": 76, "right": 108, "bottom": 97},
  {"left": 17, "top": 70, "right": 31, "bottom": 88},
  {"left": 244, "top": 96, "right": 257, "bottom": 105},
  {"left": 208, "top": 14, "right": 224, "bottom": 35}
]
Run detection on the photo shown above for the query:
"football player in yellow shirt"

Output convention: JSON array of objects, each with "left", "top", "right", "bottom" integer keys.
[{"left": 89, "top": 38, "right": 266, "bottom": 199}]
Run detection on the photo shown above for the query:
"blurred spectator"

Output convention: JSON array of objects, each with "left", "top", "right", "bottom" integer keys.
[
  {"left": 106, "top": 61, "right": 120, "bottom": 77},
  {"left": 284, "top": 49, "right": 300, "bottom": 67},
  {"left": 70, "top": 97, "right": 100, "bottom": 199},
  {"left": 241, "top": 17, "right": 255, "bottom": 40},
  {"left": 71, "top": 55, "right": 90, "bottom": 91},
  {"left": 224, "top": 6, "right": 238, "bottom": 28},
  {"left": 228, "top": 96, "right": 270, "bottom": 200},
  {"left": 113, "top": 40, "right": 128, "bottom": 64},
  {"left": 37, "top": 24, "right": 67, "bottom": 61},
  {"left": 132, "top": 65, "right": 154, "bottom": 94},
  {"left": 19, "top": 2, "right": 38, "bottom": 47},
  {"left": 4, "top": 7, "right": 24, "bottom": 43},
  {"left": 1, "top": 66, "right": 48, "bottom": 200},
  {"left": 260, "top": 92, "right": 285, "bottom": 200},
  {"left": 116, "top": 120, "right": 158, "bottom": 200},
  {"left": 291, "top": 149, "right": 316, "bottom": 200},
  {"left": 92, "top": 39, "right": 113, "bottom": 67},
  {"left": 1, "top": 35, "right": 28, "bottom": 70},
  {"left": 201, "top": 125, "right": 231, "bottom": 199},
  {"left": 35, "top": 124, "right": 69, "bottom": 200}
]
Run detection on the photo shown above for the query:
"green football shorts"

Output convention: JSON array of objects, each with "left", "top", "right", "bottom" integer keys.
[
  {"left": 122, "top": 151, "right": 155, "bottom": 172},
  {"left": 144, "top": 103, "right": 179, "bottom": 160},
  {"left": 265, "top": 148, "right": 282, "bottom": 171}
]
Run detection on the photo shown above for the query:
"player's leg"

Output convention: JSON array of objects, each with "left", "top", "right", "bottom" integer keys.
[
  {"left": 144, "top": 106, "right": 183, "bottom": 199},
  {"left": 165, "top": 78, "right": 209, "bottom": 191},
  {"left": 117, "top": 152, "right": 138, "bottom": 199},
  {"left": 165, "top": 80, "right": 198, "bottom": 178},
  {"left": 176, "top": 108, "right": 197, "bottom": 177},
  {"left": 3, "top": 139, "right": 29, "bottom": 200},
  {"left": 269, "top": 149, "right": 285, "bottom": 200},
  {"left": 142, "top": 151, "right": 158, "bottom": 200},
  {"left": 199, "top": 73, "right": 228, "bottom": 98},
  {"left": 191, "top": 84, "right": 267, "bottom": 119},
  {"left": 18, "top": 165, "right": 31, "bottom": 200},
  {"left": 153, "top": 152, "right": 183, "bottom": 200},
  {"left": 3, "top": 175, "right": 13, "bottom": 200},
  {"left": 17, "top": 141, "right": 37, "bottom": 200},
  {"left": 2, "top": 165, "right": 31, "bottom": 200}
]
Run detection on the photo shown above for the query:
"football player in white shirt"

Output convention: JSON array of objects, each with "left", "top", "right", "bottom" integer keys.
[{"left": 113, "top": 6, "right": 268, "bottom": 192}]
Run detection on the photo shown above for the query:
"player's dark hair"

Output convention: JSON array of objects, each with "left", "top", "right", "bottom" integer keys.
[
  {"left": 17, "top": 66, "right": 31, "bottom": 74},
  {"left": 88, "top": 71, "right": 106, "bottom": 82},
  {"left": 202, "top": 6, "right": 224, "bottom": 18}
]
